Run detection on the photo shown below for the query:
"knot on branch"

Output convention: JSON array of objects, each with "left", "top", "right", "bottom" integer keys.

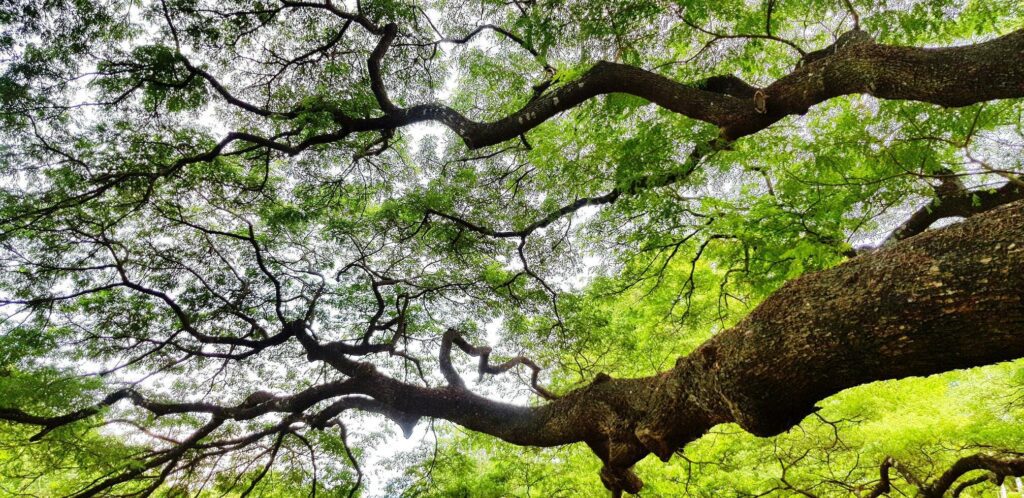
[
  {"left": 283, "top": 318, "right": 305, "bottom": 337},
  {"left": 834, "top": 28, "right": 874, "bottom": 52},
  {"left": 697, "top": 75, "right": 759, "bottom": 99},
  {"left": 393, "top": 411, "right": 422, "bottom": 438},
  {"left": 589, "top": 414, "right": 665, "bottom": 496},
  {"left": 930, "top": 167, "right": 968, "bottom": 199},
  {"left": 798, "top": 28, "right": 874, "bottom": 67},
  {"left": 753, "top": 89, "right": 768, "bottom": 114},
  {"left": 634, "top": 425, "right": 675, "bottom": 462},
  {"left": 240, "top": 390, "right": 277, "bottom": 407},
  {"left": 440, "top": 328, "right": 557, "bottom": 399},
  {"left": 600, "top": 465, "right": 644, "bottom": 498}
]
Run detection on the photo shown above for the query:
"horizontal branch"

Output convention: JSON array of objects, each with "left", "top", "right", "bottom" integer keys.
[
  {"left": 16, "top": 28, "right": 1023, "bottom": 228},
  {"left": 348, "top": 28, "right": 1024, "bottom": 148},
  {"left": 150, "top": 27, "right": 1024, "bottom": 157},
  {"left": 0, "top": 378, "right": 360, "bottom": 442}
]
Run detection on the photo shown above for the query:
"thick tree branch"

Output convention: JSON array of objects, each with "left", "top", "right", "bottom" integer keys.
[
  {"left": 16, "top": 29, "right": 1022, "bottom": 230},
  {"left": 7, "top": 189, "right": 1024, "bottom": 498},
  {"left": 368, "top": 23, "right": 400, "bottom": 113},
  {"left": 148, "top": 28, "right": 1024, "bottom": 157},
  {"left": 293, "top": 199, "right": 1024, "bottom": 495},
  {"left": 343, "top": 28, "right": 1024, "bottom": 148}
]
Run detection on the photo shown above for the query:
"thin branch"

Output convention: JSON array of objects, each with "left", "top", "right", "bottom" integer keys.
[{"left": 440, "top": 328, "right": 557, "bottom": 400}]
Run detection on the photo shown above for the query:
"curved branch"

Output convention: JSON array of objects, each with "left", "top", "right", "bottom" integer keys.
[
  {"left": 368, "top": 23, "right": 399, "bottom": 113},
  {"left": 887, "top": 178, "right": 1024, "bottom": 243},
  {"left": 141, "top": 28, "right": 1024, "bottom": 156},
  {"left": 868, "top": 452, "right": 1024, "bottom": 498},
  {"left": 332, "top": 27, "right": 1024, "bottom": 149},
  {"left": 441, "top": 328, "right": 557, "bottom": 400},
  {"left": 16, "top": 29, "right": 1024, "bottom": 229},
  {"left": 401, "top": 20, "right": 550, "bottom": 71},
  {"left": 925, "top": 452, "right": 1024, "bottom": 497}
]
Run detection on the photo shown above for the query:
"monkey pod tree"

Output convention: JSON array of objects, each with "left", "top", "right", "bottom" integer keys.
[{"left": 0, "top": 0, "right": 1023, "bottom": 496}]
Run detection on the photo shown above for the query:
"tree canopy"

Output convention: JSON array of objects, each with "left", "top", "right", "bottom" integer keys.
[{"left": 1, "top": 0, "right": 1023, "bottom": 496}]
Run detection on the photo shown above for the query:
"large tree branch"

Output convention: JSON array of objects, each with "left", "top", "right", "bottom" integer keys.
[
  {"left": 296, "top": 199, "right": 1024, "bottom": 495},
  {"left": 348, "top": 28, "right": 1024, "bottom": 148},
  {"left": 158, "top": 27, "right": 1024, "bottom": 154},
  {"left": 16, "top": 29, "right": 1022, "bottom": 229}
]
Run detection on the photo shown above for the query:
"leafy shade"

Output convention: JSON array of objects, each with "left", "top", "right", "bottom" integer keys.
[{"left": 1, "top": 0, "right": 1023, "bottom": 496}]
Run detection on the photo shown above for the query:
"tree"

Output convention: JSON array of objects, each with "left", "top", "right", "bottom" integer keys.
[{"left": 0, "top": 0, "right": 1023, "bottom": 496}]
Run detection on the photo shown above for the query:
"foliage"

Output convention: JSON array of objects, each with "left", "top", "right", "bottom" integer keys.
[{"left": 0, "top": 0, "right": 1022, "bottom": 496}]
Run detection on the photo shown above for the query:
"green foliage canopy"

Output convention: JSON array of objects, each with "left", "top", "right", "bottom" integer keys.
[{"left": 0, "top": 0, "right": 1023, "bottom": 496}]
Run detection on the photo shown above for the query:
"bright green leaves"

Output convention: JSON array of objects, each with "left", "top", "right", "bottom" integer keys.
[
  {"left": 389, "top": 430, "right": 600, "bottom": 497},
  {"left": 867, "top": 0, "right": 1023, "bottom": 44},
  {"left": 510, "top": 8, "right": 560, "bottom": 60},
  {"left": 0, "top": 0, "right": 129, "bottom": 83},
  {"left": 0, "top": 325, "right": 64, "bottom": 370},
  {"left": 260, "top": 201, "right": 311, "bottom": 231},
  {"left": 610, "top": 118, "right": 685, "bottom": 190},
  {"left": 0, "top": 364, "right": 102, "bottom": 420},
  {"left": 0, "top": 423, "right": 141, "bottom": 497},
  {"left": 94, "top": 44, "right": 209, "bottom": 113}
]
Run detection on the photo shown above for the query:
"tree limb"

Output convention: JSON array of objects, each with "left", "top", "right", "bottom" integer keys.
[
  {"left": 887, "top": 178, "right": 1024, "bottom": 243},
  {"left": 336, "top": 27, "right": 1024, "bottom": 148},
  {"left": 301, "top": 199, "right": 1024, "bottom": 495}
]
